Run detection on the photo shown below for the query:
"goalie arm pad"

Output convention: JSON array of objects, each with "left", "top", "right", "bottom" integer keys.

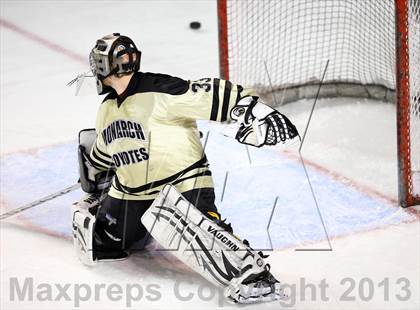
[
  {"left": 78, "top": 129, "right": 114, "bottom": 193},
  {"left": 230, "top": 96, "right": 300, "bottom": 147}
]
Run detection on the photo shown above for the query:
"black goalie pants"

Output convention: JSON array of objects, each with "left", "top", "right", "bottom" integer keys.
[{"left": 93, "top": 187, "right": 218, "bottom": 258}]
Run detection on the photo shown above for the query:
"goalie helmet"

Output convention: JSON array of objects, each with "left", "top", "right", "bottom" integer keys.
[{"left": 89, "top": 33, "right": 141, "bottom": 95}]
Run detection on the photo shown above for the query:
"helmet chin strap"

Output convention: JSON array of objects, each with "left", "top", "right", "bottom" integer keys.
[
  {"left": 95, "top": 78, "right": 114, "bottom": 96},
  {"left": 95, "top": 65, "right": 119, "bottom": 95},
  {"left": 100, "top": 73, "right": 134, "bottom": 96}
]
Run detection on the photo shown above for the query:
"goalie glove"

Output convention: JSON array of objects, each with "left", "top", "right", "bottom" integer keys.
[{"left": 230, "top": 96, "right": 299, "bottom": 147}]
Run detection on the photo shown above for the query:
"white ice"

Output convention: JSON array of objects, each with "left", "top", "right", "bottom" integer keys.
[{"left": 1, "top": 1, "right": 419, "bottom": 309}]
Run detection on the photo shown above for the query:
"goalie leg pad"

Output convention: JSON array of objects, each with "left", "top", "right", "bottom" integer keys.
[
  {"left": 72, "top": 198, "right": 132, "bottom": 265},
  {"left": 141, "top": 185, "right": 286, "bottom": 303},
  {"left": 141, "top": 185, "right": 249, "bottom": 287},
  {"left": 72, "top": 204, "right": 97, "bottom": 266}
]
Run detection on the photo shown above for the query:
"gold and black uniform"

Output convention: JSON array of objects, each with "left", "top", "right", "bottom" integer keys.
[
  {"left": 90, "top": 72, "right": 254, "bottom": 253},
  {"left": 90, "top": 71, "right": 253, "bottom": 201}
]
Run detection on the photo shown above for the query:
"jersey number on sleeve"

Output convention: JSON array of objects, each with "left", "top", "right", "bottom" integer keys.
[{"left": 191, "top": 78, "right": 212, "bottom": 92}]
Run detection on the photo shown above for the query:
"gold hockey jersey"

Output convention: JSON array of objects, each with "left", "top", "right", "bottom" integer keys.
[{"left": 90, "top": 72, "right": 254, "bottom": 200}]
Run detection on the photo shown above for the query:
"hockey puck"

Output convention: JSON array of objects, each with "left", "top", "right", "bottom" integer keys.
[{"left": 189, "top": 21, "right": 201, "bottom": 30}]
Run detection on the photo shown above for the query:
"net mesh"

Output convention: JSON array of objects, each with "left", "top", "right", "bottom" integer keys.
[
  {"left": 222, "top": 0, "right": 419, "bottom": 203},
  {"left": 225, "top": 1, "right": 396, "bottom": 94}
]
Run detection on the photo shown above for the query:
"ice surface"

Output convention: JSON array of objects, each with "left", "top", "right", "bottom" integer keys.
[
  {"left": 1, "top": 125, "right": 415, "bottom": 248},
  {"left": 1, "top": 1, "right": 419, "bottom": 309}
]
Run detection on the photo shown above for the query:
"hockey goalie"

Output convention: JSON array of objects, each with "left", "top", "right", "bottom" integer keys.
[{"left": 71, "top": 33, "right": 299, "bottom": 304}]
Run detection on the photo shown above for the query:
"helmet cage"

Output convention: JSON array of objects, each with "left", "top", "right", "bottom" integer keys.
[{"left": 89, "top": 34, "right": 141, "bottom": 94}]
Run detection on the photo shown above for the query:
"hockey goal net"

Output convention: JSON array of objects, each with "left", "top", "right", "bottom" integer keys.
[{"left": 217, "top": 0, "right": 420, "bottom": 207}]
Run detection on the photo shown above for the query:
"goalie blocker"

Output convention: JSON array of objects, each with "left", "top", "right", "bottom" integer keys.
[{"left": 141, "top": 184, "right": 287, "bottom": 303}]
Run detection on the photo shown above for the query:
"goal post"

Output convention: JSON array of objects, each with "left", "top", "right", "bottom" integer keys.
[
  {"left": 217, "top": 0, "right": 420, "bottom": 207},
  {"left": 217, "top": 0, "right": 229, "bottom": 81},
  {"left": 395, "top": 0, "right": 419, "bottom": 207}
]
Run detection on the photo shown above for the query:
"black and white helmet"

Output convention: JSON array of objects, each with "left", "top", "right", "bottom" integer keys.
[{"left": 89, "top": 33, "right": 141, "bottom": 95}]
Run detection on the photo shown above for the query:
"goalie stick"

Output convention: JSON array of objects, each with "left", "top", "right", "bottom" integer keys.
[{"left": 0, "top": 183, "right": 80, "bottom": 220}]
